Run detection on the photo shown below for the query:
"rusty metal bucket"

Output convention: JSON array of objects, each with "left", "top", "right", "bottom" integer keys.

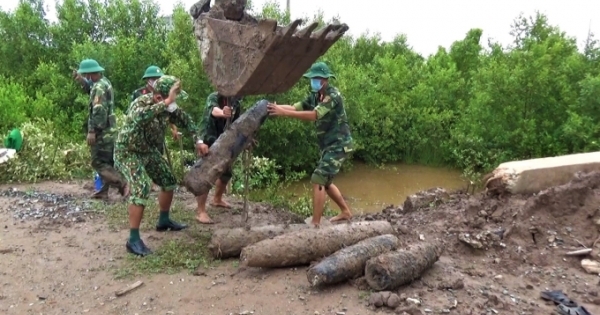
[{"left": 193, "top": 16, "right": 349, "bottom": 97}]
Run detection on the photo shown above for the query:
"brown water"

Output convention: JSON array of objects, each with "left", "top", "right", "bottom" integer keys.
[{"left": 285, "top": 162, "right": 467, "bottom": 214}]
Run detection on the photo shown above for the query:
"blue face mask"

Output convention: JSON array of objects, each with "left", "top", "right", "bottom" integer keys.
[
  {"left": 310, "top": 78, "right": 322, "bottom": 92},
  {"left": 84, "top": 77, "right": 92, "bottom": 86}
]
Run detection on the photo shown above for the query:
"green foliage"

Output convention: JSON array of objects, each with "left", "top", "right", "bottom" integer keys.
[
  {"left": 1, "top": 1, "right": 600, "bottom": 191},
  {"left": 0, "top": 119, "right": 90, "bottom": 182}
]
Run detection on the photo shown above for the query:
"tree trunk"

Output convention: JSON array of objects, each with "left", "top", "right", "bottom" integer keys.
[
  {"left": 484, "top": 152, "right": 600, "bottom": 196},
  {"left": 365, "top": 241, "right": 444, "bottom": 291},
  {"left": 306, "top": 234, "right": 399, "bottom": 287},
  {"left": 183, "top": 99, "right": 269, "bottom": 197},
  {"left": 240, "top": 221, "right": 395, "bottom": 268},
  {"left": 208, "top": 224, "right": 309, "bottom": 259}
]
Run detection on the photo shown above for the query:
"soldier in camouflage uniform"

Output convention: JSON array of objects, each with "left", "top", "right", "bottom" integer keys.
[
  {"left": 130, "top": 65, "right": 179, "bottom": 191},
  {"left": 267, "top": 61, "right": 354, "bottom": 227},
  {"left": 195, "top": 92, "right": 242, "bottom": 224},
  {"left": 73, "top": 59, "right": 128, "bottom": 199},
  {"left": 115, "top": 75, "right": 205, "bottom": 256}
]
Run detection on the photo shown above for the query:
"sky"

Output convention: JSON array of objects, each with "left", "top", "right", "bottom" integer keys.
[{"left": 2, "top": 0, "right": 600, "bottom": 57}]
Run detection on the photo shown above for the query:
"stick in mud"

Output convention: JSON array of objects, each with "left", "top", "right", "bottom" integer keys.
[
  {"left": 364, "top": 240, "right": 444, "bottom": 291},
  {"left": 306, "top": 234, "right": 399, "bottom": 287},
  {"left": 207, "top": 224, "right": 310, "bottom": 259},
  {"left": 239, "top": 221, "right": 395, "bottom": 268},
  {"left": 183, "top": 100, "right": 269, "bottom": 197}
]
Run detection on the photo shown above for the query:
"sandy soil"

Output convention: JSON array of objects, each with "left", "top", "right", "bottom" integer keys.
[{"left": 1, "top": 172, "right": 600, "bottom": 315}]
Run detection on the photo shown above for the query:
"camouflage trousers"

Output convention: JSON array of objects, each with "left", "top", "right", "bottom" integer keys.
[
  {"left": 114, "top": 148, "right": 177, "bottom": 206},
  {"left": 91, "top": 136, "right": 127, "bottom": 192},
  {"left": 310, "top": 147, "right": 351, "bottom": 187}
]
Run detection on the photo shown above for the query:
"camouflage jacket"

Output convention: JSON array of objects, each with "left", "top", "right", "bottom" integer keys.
[
  {"left": 199, "top": 92, "right": 241, "bottom": 146},
  {"left": 116, "top": 93, "right": 200, "bottom": 153},
  {"left": 293, "top": 85, "right": 353, "bottom": 152},
  {"left": 130, "top": 86, "right": 152, "bottom": 104},
  {"left": 127, "top": 86, "right": 169, "bottom": 149},
  {"left": 87, "top": 77, "right": 116, "bottom": 137}
]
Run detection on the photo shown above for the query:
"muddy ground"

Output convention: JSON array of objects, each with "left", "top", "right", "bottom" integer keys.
[{"left": 2, "top": 172, "right": 600, "bottom": 315}]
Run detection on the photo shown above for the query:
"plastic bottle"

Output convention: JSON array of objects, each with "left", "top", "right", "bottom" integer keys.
[{"left": 94, "top": 173, "right": 103, "bottom": 191}]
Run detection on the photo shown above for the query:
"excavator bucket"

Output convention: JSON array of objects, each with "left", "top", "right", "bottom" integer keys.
[{"left": 193, "top": 15, "right": 349, "bottom": 97}]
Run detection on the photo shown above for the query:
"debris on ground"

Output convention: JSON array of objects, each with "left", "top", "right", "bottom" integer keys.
[
  {"left": 0, "top": 188, "right": 97, "bottom": 222},
  {"left": 4, "top": 170, "right": 600, "bottom": 314},
  {"left": 115, "top": 280, "right": 144, "bottom": 297}
]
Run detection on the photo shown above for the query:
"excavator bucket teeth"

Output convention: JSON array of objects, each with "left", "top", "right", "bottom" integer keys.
[{"left": 193, "top": 15, "right": 349, "bottom": 97}]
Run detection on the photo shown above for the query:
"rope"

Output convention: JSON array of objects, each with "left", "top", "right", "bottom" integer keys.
[
  {"left": 224, "top": 97, "right": 234, "bottom": 194},
  {"left": 242, "top": 142, "right": 252, "bottom": 223}
]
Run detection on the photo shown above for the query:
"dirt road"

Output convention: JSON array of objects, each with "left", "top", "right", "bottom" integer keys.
[{"left": 1, "top": 174, "right": 600, "bottom": 315}]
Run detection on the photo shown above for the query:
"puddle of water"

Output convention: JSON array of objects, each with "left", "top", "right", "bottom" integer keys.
[{"left": 283, "top": 162, "right": 467, "bottom": 214}]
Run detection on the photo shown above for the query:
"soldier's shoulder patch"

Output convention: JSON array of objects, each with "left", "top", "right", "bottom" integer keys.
[{"left": 329, "top": 88, "right": 341, "bottom": 98}]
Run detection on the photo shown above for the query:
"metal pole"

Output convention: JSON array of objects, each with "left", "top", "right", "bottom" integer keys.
[{"left": 286, "top": 0, "right": 290, "bottom": 14}]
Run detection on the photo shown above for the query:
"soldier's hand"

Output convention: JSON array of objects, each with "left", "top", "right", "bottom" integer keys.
[
  {"left": 168, "top": 81, "right": 181, "bottom": 100},
  {"left": 171, "top": 129, "right": 179, "bottom": 140},
  {"left": 196, "top": 143, "right": 209, "bottom": 156},
  {"left": 222, "top": 106, "right": 232, "bottom": 118},
  {"left": 171, "top": 127, "right": 180, "bottom": 140},
  {"left": 86, "top": 132, "right": 96, "bottom": 146},
  {"left": 267, "top": 103, "right": 285, "bottom": 116}
]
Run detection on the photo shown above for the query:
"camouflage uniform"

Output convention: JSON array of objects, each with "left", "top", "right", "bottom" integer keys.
[
  {"left": 293, "top": 62, "right": 354, "bottom": 187},
  {"left": 130, "top": 86, "right": 170, "bottom": 154},
  {"left": 198, "top": 92, "right": 242, "bottom": 184},
  {"left": 76, "top": 59, "right": 127, "bottom": 195},
  {"left": 130, "top": 86, "right": 152, "bottom": 103},
  {"left": 115, "top": 76, "right": 201, "bottom": 206}
]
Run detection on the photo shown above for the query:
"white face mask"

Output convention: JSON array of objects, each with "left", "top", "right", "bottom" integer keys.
[{"left": 147, "top": 79, "right": 157, "bottom": 88}]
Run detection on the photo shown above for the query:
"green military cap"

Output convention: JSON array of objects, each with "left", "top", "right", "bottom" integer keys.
[
  {"left": 77, "top": 59, "right": 104, "bottom": 74},
  {"left": 303, "top": 61, "right": 336, "bottom": 79},
  {"left": 142, "top": 65, "right": 164, "bottom": 79},
  {"left": 153, "top": 75, "right": 188, "bottom": 101}
]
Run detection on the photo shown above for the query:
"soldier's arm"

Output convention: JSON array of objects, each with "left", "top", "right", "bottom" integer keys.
[
  {"left": 75, "top": 76, "right": 92, "bottom": 94},
  {"left": 198, "top": 95, "right": 218, "bottom": 143},
  {"left": 292, "top": 94, "right": 313, "bottom": 111},
  {"left": 270, "top": 95, "right": 310, "bottom": 111},
  {"left": 88, "top": 86, "right": 109, "bottom": 133},
  {"left": 281, "top": 94, "right": 334, "bottom": 122},
  {"left": 128, "top": 100, "right": 171, "bottom": 124},
  {"left": 312, "top": 94, "right": 337, "bottom": 119},
  {"left": 209, "top": 94, "right": 228, "bottom": 118}
]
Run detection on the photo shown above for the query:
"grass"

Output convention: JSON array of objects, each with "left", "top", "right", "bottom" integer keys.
[{"left": 90, "top": 196, "right": 216, "bottom": 279}]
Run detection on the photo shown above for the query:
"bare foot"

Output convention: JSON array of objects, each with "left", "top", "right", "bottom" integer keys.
[
  {"left": 195, "top": 212, "right": 214, "bottom": 224},
  {"left": 210, "top": 199, "right": 231, "bottom": 209},
  {"left": 310, "top": 221, "right": 321, "bottom": 228},
  {"left": 330, "top": 211, "right": 352, "bottom": 223}
]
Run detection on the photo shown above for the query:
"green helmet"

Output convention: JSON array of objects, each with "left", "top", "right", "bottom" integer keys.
[
  {"left": 153, "top": 75, "right": 188, "bottom": 101},
  {"left": 77, "top": 59, "right": 104, "bottom": 74},
  {"left": 303, "top": 61, "right": 336, "bottom": 79},
  {"left": 142, "top": 65, "right": 164, "bottom": 79}
]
